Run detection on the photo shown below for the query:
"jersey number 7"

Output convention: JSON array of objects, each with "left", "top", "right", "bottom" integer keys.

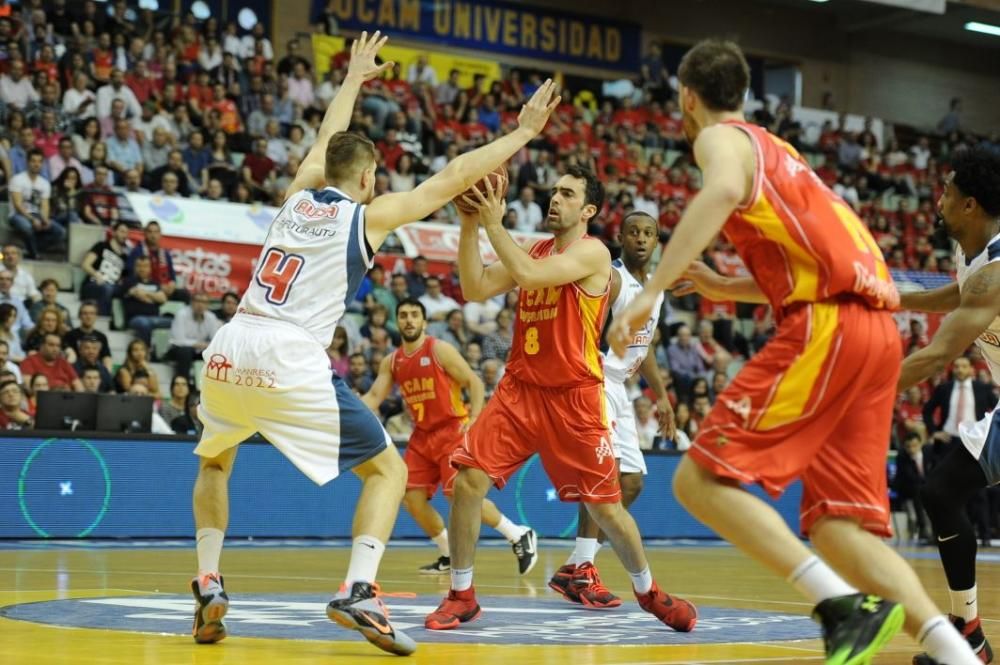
[{"left": 255, "top": 248, "right": 305, "bottom": 305}]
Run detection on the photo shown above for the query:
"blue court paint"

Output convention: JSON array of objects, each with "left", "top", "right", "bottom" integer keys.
[{"left": 1, "top": 593, "right": 819, "bottom": 646}]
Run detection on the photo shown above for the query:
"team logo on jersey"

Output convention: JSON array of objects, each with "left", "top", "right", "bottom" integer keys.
[
  {"left": 723, "top": 396, "right": 753, "bottom": 429},
  {"left": 595, "top": 436, "right": 614, "bottom": 465},
  {"left": 980, "top": 331, "right": 1000, "bottom": 347},
  {"left": 420, "top": 357, "right": 431, "bottom": 366},
  {"left": 293, "top": 199, "right": 340, "bottom": 219},
  {"left": 205, "top": 354, "right": 233, "bottom": 383}
]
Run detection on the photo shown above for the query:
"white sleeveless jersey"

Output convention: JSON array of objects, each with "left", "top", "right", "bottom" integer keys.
[
  {"left": 956, "top": 233, "right": 1000, "bottom": 385},
  {"left": 240, "top": 187, "right": 373, "bottom": 346},
  {"left": 603, "top": 260, "right": 664, "bottom": 384}
]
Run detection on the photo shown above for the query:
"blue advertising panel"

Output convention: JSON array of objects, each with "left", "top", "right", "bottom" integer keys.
[
  {"left": 0, "top": 436, "right": 802, "bottom": 539},
  {"left": 315, "top": 0, "right": 640, "bottom": 73}
]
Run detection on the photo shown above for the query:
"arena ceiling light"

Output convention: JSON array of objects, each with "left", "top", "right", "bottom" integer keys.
[
  {"left": 191, "top": 0, "right": 211, "bottom": 20},
  {"left": 965, "top": 21, "right": 1000, "bottom": 37},
  {"left": 138, "top": 0, "right": 159, "bottom": 10},
  {"left": 238, "top": 8, "right": 258, "bottom": 30}
]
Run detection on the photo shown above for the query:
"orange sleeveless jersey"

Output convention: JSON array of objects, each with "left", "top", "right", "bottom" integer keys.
[
  {"left": 506, "top": 238, "right": 609, "bottom": 388},
  {"left": 723, "top": 121, "right": 898, "bottom": 314},
  {"left": 391, "top": 337, "right": 467, "bottom": 432}
]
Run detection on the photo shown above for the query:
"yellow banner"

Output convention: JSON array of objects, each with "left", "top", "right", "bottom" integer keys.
[{"left": 312, "top": 34, "right": 501, "bottom": 90}]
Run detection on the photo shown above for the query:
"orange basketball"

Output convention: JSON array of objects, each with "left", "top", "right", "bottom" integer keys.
[{"left": 453, "top": 165, "right": 509, "bottom": 215}]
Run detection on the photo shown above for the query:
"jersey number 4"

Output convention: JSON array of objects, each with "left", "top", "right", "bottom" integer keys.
[{"left": 255, "top": 248, "right": 305, "bottom": 305}]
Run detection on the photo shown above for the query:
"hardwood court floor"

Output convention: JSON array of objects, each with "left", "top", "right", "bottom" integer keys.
[{"left": 0, "top": 542, "right": 994, "bottom": 664}]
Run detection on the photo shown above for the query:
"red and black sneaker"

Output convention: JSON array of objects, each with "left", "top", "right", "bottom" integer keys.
[
  {"left": 913, "top": 615, "right": 993, "bottom": 664},
  {"left": 548, "top": 564, "right": 581, "bottom": 603},
  {"left": 635, "top": 582, "right": 697, "bottom": 632},
  {"left": 570, "top": 562, "right": 622, "bottom": 609},
  {"left": 424, "top": 586, "right": 482, "bottom": 631}
]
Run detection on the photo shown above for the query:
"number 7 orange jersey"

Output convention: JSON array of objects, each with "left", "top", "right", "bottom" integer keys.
[
  {"left": 505, "top": 237, "right": 610, "bottom": 389},
  {"left": 391, "top": 337, "right": 468, "bottom": 431}
]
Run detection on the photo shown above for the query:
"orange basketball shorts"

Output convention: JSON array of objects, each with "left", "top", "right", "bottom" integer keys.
[
  {"left": 451, "top": 373, "right": 620, "bottom": 503},
  {"left": 689, "top": 299, "right": 901, "bottom": 537},
  {"left": 405, "top": 418, "right": 466, "bottom": 498}
]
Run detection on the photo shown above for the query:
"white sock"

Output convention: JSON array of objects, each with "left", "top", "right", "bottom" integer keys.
[
  {"left": 196, "top": 528, "right": 224, "bottom": 575},
  {"left": 787, "top": 556, "right": 857, "bottom": 604},
  {"left": 565, "top": 545, "right": 578, "bottom": 566},
  {"left": 344, "top": 535, "right": 385, "bottom": 587},
  {"left": 494, "top": 515, "right": 527, "bottom": 543},
  {"left": 451, "top": 566, "right": 474, "bottom": 591},
  {"left": 432, "top": 529, "right": 450, "bottom": 557},
  {"left": 575, "top": 538, "right": 599, "bottom": 565},
  {"left": 949, "top": 584, "right": 978, "bottom": 622},
  {"left": 629, "top": 566, "right": 653, "bottom": 594},
  {"left": 919, "top": 615, "right": 981, "bottom": 665}
]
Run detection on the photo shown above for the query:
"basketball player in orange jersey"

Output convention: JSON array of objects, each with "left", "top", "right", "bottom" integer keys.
[
  {"left": 608, "top": 39, "right": 979, "bottom": 665},
  {"left": 423, "top": 165, "right": 697, "bottom": 633},
  {"left": 362, "top": 298, "right": 538, "bottom": 576}
]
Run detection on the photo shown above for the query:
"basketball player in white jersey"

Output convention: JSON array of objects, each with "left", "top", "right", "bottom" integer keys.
[
  {"left": 897, "top": 145, "right": 1000, "bottom": 664},
  {"left": 548, "top": 211, "right": 673, "bottom": 608},
  {"left": 187, "top": 31, "right": 561, "bottom": 656}
]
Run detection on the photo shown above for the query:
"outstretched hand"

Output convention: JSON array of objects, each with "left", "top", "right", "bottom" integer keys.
[
  {"left": 346, "top": 31, "right": 394, "bottom": 83},
  {"left": 517, "top": 79, "right": 561, "bottom": 136}
]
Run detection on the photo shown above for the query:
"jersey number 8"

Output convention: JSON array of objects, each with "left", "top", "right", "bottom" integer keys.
[{"left": 523, "top": 327, "right": 540, "bottom": 355}]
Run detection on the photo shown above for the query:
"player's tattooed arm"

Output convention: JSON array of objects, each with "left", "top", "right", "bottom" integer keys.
[
  {"left": 898, "top": 262, "right": 1000, "bottom": 391},
  {"left": 898, "top": 281, "right": 960, "bottom": 314},
  {"left": 361, "top": 354, "right": 394, "bottom": 414}
]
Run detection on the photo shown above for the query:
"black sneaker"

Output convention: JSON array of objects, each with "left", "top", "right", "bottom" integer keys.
[
  {"left": 812, "top": 593, "right": 904, "bottom": 665},
  {"left": 190, "top": 573, "right": 228, "bottom": 644},
  {"left": 511, "top": 528, "right": 538, "bottom": 576},
  {"left": 913, "top": 615, "right": 993, "bottom": 664},
  {"left": 327, "top": 581, "right": 416, "bottom": 656},
  {"left": 419, "top": 555, "right": 451, "bottom": 575}
]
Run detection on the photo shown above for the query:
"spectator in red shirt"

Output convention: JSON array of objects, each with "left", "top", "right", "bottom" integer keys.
[
  {"left": 21, "top": 332, "right": 82, "bottom": 391},
  {"left": 377, "top": 129, "right": 405, "bottom": 172},
  {"left": 461, "top": 109, "right": 490, "bottom": 147},
  {"left": 212, "top": 84, "right": 242, "bottom": 134},
  {"left": 91, "top": 32, "right": 115, "bottom": 84},
  {"left": 897, "top": 385, "right": 925, "bottom": 442},
  {"left": 34, "top": 110, "right": 63, "bottom": 160},
  {"left": 612, "top": 97, "right": 647, "bottom": 131},
  {"left": 242, "top": 137, "right": 275, "bottom": 199},
  {"left": 125, "top": 61, "right": 159, "bottom": 106},
  {"left": 81, "top": 165, "right": 119, "bottom": 225},
  {"left": 187, "top": 70, "right": 214, "bottom": 113}
]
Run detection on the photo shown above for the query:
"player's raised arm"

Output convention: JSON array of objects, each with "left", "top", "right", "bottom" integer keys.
[
  {"left": 361, "top": 353, "right": 394, "bottom": 413},
  {"left": 431, "top": 340, "right": 484, "bottom": 429},
  {"left": 364, "top": 81, "right": 560, "bottom": 249},
  {"left": 671, "top": 261, "right": 768, "bottom": 304},
  {"left": 285, "top": 31, "right": 393, "bottom": 201},
  {"left": 608, "top": 124, "right": 750, "bottom": 358},
  {"left": 456, "top": 205, "right": 516, "bottom": 302},
  {"left": 898, "top": 282, "right": 961, "bottom": 314},
  {"left": 463, "top": 175, "right": 609, "bottom": 291},
  {"left": 898, "top": 263, "right": 1000, "bottom": 391}
]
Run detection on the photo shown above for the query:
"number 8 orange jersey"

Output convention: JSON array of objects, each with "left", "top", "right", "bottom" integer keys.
[{"left": 506, "top": 237, "right": 610, "bottom": 388}]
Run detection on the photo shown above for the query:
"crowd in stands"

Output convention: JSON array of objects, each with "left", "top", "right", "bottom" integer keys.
[{"left": 0, "top": 2, "right": 997, "bottom": 541}]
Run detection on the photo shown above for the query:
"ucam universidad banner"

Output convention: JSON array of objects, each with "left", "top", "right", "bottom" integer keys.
[{"left": 315, "top": 0, "right": 641, "bottom": 73}]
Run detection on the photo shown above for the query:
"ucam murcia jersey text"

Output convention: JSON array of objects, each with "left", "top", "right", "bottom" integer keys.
[
  {"left": 240, "top": 187, "right": 373, "bottom": 346},
  {"left": 602, "top": 259, "right": 665, "bottom": 384},
  {"left": 956, "top": 233, "right": 1000, "bottom": 385}
]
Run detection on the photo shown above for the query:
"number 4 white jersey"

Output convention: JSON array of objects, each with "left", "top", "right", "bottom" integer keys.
[
  {"left": 240, "top": 187, "right": 373, "bottom": 345},
  {"left": 602, "top": 260, "right": 664, "bottom": 383}
]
